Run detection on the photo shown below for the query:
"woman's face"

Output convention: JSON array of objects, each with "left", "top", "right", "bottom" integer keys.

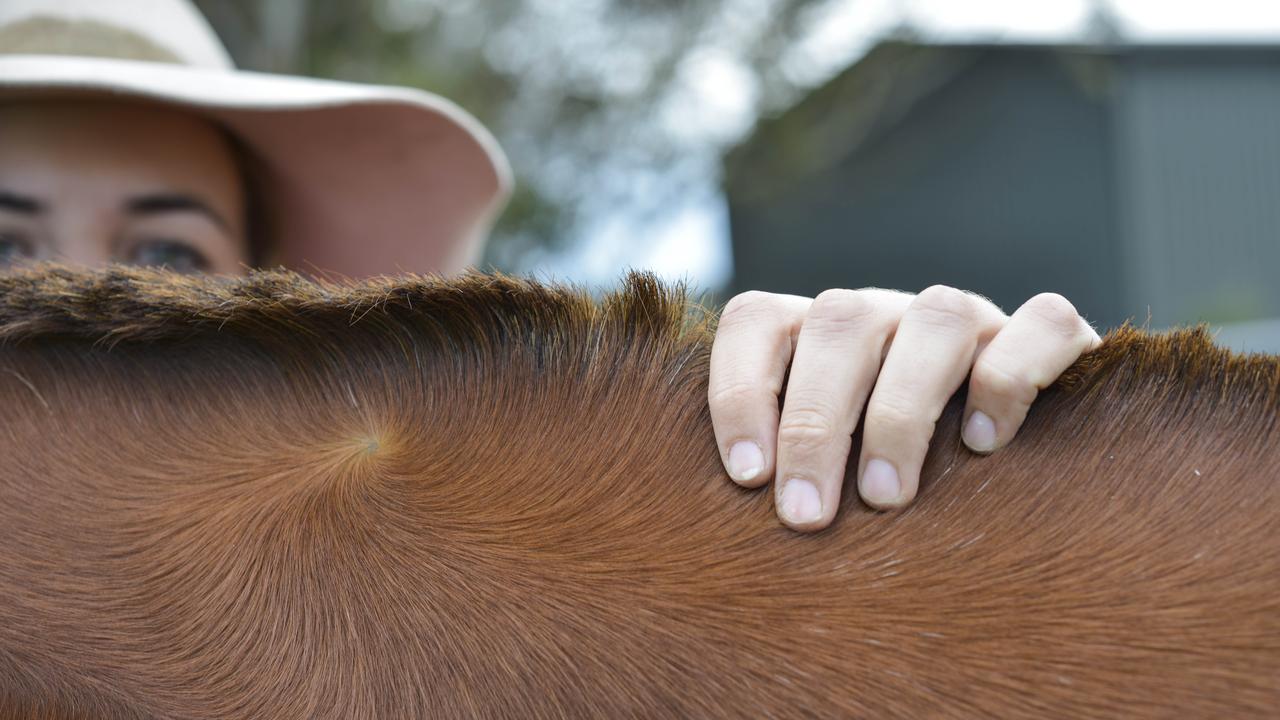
[{"left": 0, "top": 100, "right": 249, "bottom": 275}]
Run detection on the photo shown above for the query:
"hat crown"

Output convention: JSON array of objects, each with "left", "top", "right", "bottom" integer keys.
[{"left": 0, "top": 0, "right": 233, "bottom": 70}]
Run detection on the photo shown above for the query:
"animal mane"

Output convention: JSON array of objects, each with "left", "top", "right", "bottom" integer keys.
[
  {"left": 0, "top": 264, "right": 1277, "bottom": 403},
  {"left": 0, "top": 264, "right": 1277, "bottom": 719}
]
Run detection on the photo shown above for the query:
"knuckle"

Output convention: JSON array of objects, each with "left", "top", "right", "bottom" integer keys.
[
  {"left": 798, "top": 286, "right": 880, "bottom": 338},
  {"left": 1022, "top": 292, "right": 1087, "bottom": 340},
  {"left": 971, "top": 356, "right": 1039, "bottom": 405},
  {"left": 720, "top": 290, "right": 779, "bottom": 326},
  {"left": 807, "top": 288, "right": 877, "bottom": 326},
  {"left": 865, "top": 394, "right": 931, "bottom": 436},
  {"left": 777, "top": 407, "right": 842, "bottom": 451},
  {"left": 708, "top": 378, "right": 768, "bottom": 411},
  {"left": 908, "top": 284, "right": 978, "bottom": 329}
]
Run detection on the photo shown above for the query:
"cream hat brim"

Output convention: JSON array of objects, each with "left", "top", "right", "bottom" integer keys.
[{"left": 0, "top": 53, "right": 513, "bottom": 277}]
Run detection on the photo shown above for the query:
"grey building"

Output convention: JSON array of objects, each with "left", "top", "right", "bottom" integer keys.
[{"left": 724, "top": 41, "right": 1280, "bottom": 347}]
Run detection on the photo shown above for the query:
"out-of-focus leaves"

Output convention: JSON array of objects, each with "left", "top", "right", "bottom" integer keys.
[{"left": 194, "top": 0, "right": 832, "bottom": 271}]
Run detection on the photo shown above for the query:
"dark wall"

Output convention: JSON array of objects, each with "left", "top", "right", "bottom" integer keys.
[
  {"left": 1113, "top": 50, "right": 1280, "bottom": 327},
  {"left": 728, "top": 50, "right": 1125, "bottom": 326}
]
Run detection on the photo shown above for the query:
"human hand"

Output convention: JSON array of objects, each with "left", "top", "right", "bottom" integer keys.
[{"left": 708, "top": 286, "right": 1102, "bottom": 531}]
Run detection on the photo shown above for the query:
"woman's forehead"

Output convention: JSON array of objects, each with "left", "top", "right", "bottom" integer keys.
[
  {"left": 0, "top": 99, "right": 230, "bottom": 160},
  {"left": 0, "top": 99, "right": 243, "bottom": 205}
]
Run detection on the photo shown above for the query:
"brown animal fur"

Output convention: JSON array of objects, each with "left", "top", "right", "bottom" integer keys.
[{"left": 0, "top": 264, "right": 1277, "bottom": 719}]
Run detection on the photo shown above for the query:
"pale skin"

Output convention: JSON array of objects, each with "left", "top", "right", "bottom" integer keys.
[
  {"left": 0, "top": 99, "right": 1103, "bottom": 532},
  {"left": 709, "top": 287, "right": 1101, "bottom": 531},
  {"left": 0, "top": 102, "right": 249, "bottom": 273}
]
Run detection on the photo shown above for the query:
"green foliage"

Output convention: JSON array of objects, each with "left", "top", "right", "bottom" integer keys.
[{"left": 195, "top": 0, "right": 831, "bottom": 271}]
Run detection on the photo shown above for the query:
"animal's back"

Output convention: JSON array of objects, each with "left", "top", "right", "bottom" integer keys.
[{"left": 0, "top": 266, "right": 1277, "bottom": 719}]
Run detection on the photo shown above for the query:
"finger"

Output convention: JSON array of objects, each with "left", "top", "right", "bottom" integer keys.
[
  {"left": 709, "top": 291, "right": 812, "bottom": 488},
  {"left": 858, "top": 285, "right": 1008, "bottom": 510},
  {"left": 774, "top": 288, "right": 913, "bottom": 530},
  {"left": 961, "top": 292, "right": 1102, "bottom": 454}
]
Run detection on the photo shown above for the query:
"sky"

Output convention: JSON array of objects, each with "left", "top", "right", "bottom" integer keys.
[{"left": 540, "top": 0, "right": 1280, "bottom": 292}]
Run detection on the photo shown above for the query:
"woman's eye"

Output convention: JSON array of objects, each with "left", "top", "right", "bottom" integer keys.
[
  {"left": 0, "top": 232, "right": 34, "bottom": 267},
  {"left": 127, "top": 239, "right": 211, "bottom": 274}
]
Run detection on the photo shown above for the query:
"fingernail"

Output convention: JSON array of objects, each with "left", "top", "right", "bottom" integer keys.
[
  {"left": 963, "top": 410, "right": 997, "bottom": 453},
  {"left": 779, "top": 479, "right": 823, "bottom": 524},
  {"left": 861, "top": 459, "right": 901, "bottom": 507},
  {"left": 727, "top": 441, "right": 764, "bottom": 483}
]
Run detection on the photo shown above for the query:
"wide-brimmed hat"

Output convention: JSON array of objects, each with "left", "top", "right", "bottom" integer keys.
[{"left": 0, "top": 0, "right": 513, "bottom": 277}]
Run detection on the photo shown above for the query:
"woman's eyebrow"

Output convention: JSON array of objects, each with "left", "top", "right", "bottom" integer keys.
[
  {"left": 125, "top": 193, "right": 231, "bottom": 231},
  {"left": 0, "top": 190, "right": 44, "bottom": 215}
]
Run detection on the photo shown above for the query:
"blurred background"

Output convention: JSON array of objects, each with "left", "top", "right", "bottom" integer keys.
[{"left": 196, "top": 0, "right": 1280, "bottom": 351}]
